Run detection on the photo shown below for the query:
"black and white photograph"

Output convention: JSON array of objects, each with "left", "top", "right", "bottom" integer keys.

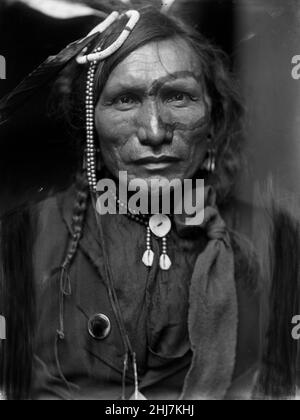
[{"left": 0, "top": 0, "right": 300, "bottom": 403}]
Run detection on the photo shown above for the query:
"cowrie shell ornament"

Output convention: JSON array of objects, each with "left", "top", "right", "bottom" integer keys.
[
  {"left": 146, "top": 215, "right": 172, "bottom": 271},
  {"left": 142, "top": 249, "right": 154, "bottom": 267},
  {"left": 160, "top": 254, "right": 172, "bottom": 271}
]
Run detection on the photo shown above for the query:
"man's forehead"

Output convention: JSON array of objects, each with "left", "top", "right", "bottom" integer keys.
[{"left": 105, "top": 40, "right": 201, "bottom": 88}]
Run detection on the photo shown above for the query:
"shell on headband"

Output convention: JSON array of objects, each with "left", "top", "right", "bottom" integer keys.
[{"left": 76, "top": 10, "right": 141, "bottom": 65}]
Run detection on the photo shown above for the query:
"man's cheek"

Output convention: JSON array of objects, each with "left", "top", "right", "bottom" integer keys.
[
  {"left": 101, "top": 146, "right": 124, "bottom": 173},
  {"left": 96, "top": 119, "right": 135, "bottom": 147},
  {"left": 169, "top": 104, "right": 209, "bottom": 127},
  {"left": 182, "top": 137, "right": 207, "bottom": 170},
  {"left": 173, "top": 129, "right": 206, "bottom": 154}
]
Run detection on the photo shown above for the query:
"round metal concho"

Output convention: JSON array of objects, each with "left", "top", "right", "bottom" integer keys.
[
  {"left": 149, "top": 214, "right": 171, "bottom": 238},
  {"left": 88, "top": 314, "right": 111, "bottom": 340}
]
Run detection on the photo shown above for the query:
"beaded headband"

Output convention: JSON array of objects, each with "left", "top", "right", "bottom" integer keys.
[{"left": 76, "top": 10, "right": 141, "bottom": 192}]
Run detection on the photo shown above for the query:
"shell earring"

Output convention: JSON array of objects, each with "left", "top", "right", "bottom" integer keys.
[{"left": 202, "top": 138, "right": 216, "bottom": 173}]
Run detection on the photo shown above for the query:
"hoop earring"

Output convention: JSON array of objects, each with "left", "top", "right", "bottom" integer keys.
[{"left": 202, "top": 146, "right": 216, "bottom": 173}]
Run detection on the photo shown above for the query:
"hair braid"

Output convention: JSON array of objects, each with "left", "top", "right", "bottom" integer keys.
[
  {"left": 56, "top": 170, "right": 90, "bottom": 342},
  {"left": 62, "top": 170, "right": 89, "bottom": 270}
]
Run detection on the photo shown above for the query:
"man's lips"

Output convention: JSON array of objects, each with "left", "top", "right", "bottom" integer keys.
[
  {"left": 134, "top": 155, "right": 181, "bottom": 165},
  {"left": 133, "top": 155, "right": 182, "bottom": 171}
]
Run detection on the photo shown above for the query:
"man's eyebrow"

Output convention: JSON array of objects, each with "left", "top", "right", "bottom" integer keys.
[
  {"left": 103, "top": 71, "right": 202, "bottom": 96},
  {"left": 149, "top": 71, "right": 202, "bottom": 95}
]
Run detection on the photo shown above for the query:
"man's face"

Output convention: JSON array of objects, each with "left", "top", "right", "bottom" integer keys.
[{"left": 95, "top": 38, "right": 211, "bottom": 189}]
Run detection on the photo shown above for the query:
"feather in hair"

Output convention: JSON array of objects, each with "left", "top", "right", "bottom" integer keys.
[{"left": 0, "top": 32, "right": 100, "bottom": 124}]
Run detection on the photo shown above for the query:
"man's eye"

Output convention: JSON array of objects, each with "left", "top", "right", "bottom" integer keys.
[
  {"left": 114, "top": 94, "right": 138, "bottom": 109},
  {"left": 120, "top": 95, "right": 134, "bottom": 104},
  {"left": 166, "top": 91, "right": 192, "bottom": 105}
]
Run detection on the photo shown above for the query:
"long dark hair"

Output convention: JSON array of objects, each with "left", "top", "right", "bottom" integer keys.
[{"left": 0, "top": 6, "right": 245, "bottom": 400}]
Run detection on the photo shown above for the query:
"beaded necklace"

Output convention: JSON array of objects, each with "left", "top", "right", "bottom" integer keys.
[{"left": 114, "top": 195, "right": 172, "bottom": 271}]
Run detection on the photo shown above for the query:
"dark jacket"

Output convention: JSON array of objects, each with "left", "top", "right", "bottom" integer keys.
[{"left": 29, "top": 184, "right": 260, "bottom": 400}]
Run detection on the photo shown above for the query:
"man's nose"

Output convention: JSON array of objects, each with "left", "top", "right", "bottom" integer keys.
[{"left": 137, "top": 101, "right": 172, "bottom": 147}]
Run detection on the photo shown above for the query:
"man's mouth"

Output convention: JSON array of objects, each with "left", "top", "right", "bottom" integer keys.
[{"left": 134, "top": 155, "right": 181, "bottom": 169}]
